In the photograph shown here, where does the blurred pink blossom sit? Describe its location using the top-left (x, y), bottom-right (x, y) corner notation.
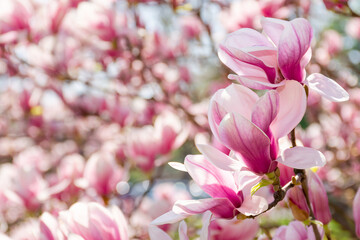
top-left (59, 202), bottom-right (128, 239)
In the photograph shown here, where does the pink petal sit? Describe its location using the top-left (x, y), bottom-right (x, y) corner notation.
top-left (238, 195), bottom-right (268, 216)
top-left (276, 147), bottom-right (326, 169)
top-left (148, 225), bottom-right (172, 240)
top-left (200, 211), bottom-right (212, 240)
top-left (179, 221), bottom-right (189, 240)
top-left (251, 90), bottom-right (279, 134)
top-left (218, 28), bottom-right (278, 82)
top-left (228, 74), bottom-right (285, 90)
top-left (285, 221), bottom-right (308, 240)
top-left (173, 198), bottom-right (236, 219)
top-left (209, 84), bottom-right (258, 139)
top-left (221, 28), bottom-right (275, 49)
top-left (270, 80), bottom-right (307, 140)
top-left (261, 17), bottom-right (287, 47)
top-left (168, 162), bottom-right (187, 172)
top-left (234, 170), bottom-right (262, 194)
top-left (277, 18), bottom-right (313, 82)
top-left (305, 73), bottom-right (349, 102)
top-left (218, 113), bottom-right (272, 174)
top-left (151, 210), bottom-right (187, 226)
top-left (307, 171), bottom-right (331, 225)
top-left (262, 18), bottom-right (313, 82)
top-left (354, 187), bottom-right (360, 238)
top-left (184, 155), bottom-right (241, 207)
top-left (196, 144), bottom-right (245, 171)
top-left (219, 45), bottom-right (277, 83)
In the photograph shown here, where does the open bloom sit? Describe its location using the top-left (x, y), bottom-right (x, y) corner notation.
top-left (219, 17), bottom-right (349, 102)
top-left (151, 154), bottom-right (267, 232)
top-left (273, 221), bottom-right (324, 240)
top-left (59, 202), bottom-right (128, 240)
top-left (208, 82), bottom-right (326, 174)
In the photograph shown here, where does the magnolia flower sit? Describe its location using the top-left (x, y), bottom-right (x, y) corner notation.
top-left (83, 151), bottom-right (123, 196)
top-left (307, 170), bottom-right (332, 225)
top-left (0, 0), bottom-right (32, 43)
top-left (208, 82), bottom-right (326, 174)
top-left (59, 202), bottom-right (128, 240)
top-left (273, 221), bottom-right (324, 240)
top-left (127, 111), bottom-right (187, 171)
top-left (151, 155), bottom-right (267, 232)
top-left (209, 218), bottom-right (259, 240)
top-left (354, 187), bottom-right (360, 238)
top-left (346, 18), bottom-right (360, 40)
top-left (149, 211), bottom-right (212, 240)
top-left (219, 17), bottom-right (349, 102)
top-left (39, 212), bottom-right (65, 240)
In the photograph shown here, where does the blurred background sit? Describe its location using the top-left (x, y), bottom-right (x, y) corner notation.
top-left (0, 0), bottom-right (360, 239)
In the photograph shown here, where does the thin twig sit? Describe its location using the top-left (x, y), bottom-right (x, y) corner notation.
top-left (291, 128), bottom-right (321, 240)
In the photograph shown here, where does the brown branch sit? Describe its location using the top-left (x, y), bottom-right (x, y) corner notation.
top-left (291, 128), bottom-right (321, 240)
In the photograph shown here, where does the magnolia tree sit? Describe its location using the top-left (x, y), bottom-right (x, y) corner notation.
top-left (0, 0), bottom-right (360, 239)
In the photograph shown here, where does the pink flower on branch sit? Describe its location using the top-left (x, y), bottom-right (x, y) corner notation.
top-left (151, 155), bottom-right (267, 231)
top-left (208, 81), bottom-right (326, 174)
top-left (219, 17), bottom-right (349, 102)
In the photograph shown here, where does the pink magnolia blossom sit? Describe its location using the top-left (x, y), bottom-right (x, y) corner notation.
top-left (220, 0), bottom-right (261, 32)
top-left (307, 170), bottom-right (332, 225)
top-left (130, 183), bottom-right (190, 237)
top-left (39, 212), bottom-right (65, 240)
top-left (127, 111), bottom-right (187, 171)
top-left (208, 82), bottom-right (325, 174)
top-left (83, 151), bottom-right (123, 197)
top-left (180, 15), bottom-right (203, 40)
top-left (273, 221), bottom-right (324, 240)
top-left (287, 186), bottom-right (310, 221)
top-left (219, 17), bottom-right (349, 102)
top-left (209, 218), bottom-right (259, 240)
top-left (323, 0), bottom-right (350, 13)
top-left (0, 0), bottom-right (32, 43)
top-left (354, 187), bottom-right (360, 238)
top-left (346, 18), bottom-right (360, 40)
top-left (58, 202), bottom-right (128, 240)
top-left (287, 170), bottom-right (331, 224)
top-left (149, 211), bottom-right (212, 240)
top-left (152, 155), bottom-right (267, 232)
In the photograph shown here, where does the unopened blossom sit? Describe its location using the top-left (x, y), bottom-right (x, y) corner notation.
top-left (208, 82), bottom-right (325, 174)
top-left (307, 170), bottom-right (332, 225)
top-left (59, 202), bottom-right (128, 240)
top-left (287, 186), bottom-right (310, 221)
top-left (219, 17), bottom-right (349, 102)
top-left (286, 170), bottom-right (331, 224)
top-left (354, 187), bottom-right (360, 238)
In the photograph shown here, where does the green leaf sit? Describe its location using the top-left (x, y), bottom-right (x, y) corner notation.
top-left (251, 179), bottom-right (273, 196)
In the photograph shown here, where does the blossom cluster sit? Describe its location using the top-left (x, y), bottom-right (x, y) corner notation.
top-left (0, 0), bottom-right (360, 239)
